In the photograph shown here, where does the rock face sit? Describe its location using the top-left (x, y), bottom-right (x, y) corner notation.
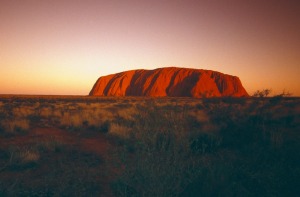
top-left (89, 67), bottom-right (248, 97)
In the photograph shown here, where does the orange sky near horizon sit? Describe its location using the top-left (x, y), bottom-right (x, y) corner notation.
top-left (0, 0), bottom-right (299, 96)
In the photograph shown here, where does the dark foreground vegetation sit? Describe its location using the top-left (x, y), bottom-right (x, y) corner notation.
top-left (0, 94), bottom-right (299, 196)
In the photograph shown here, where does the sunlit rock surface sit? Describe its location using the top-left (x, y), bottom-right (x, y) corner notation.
top-left (89, 67), bottom-right (248, 97)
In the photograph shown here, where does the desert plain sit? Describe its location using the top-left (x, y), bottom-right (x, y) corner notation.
top-left (0, 95), bottom-right (299, 196)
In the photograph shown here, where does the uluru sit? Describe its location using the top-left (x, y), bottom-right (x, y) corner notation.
top-left (89, 67), bottom-right (248, 97)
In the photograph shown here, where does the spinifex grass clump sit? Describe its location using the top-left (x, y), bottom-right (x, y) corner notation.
top-left (0, 106), bottom-right (30, 136)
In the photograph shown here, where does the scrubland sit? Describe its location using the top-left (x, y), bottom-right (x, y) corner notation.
top-left (0, 95), bottom-right (299, 196)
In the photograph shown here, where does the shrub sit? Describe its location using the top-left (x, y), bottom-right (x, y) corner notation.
top-left (253, 89), bottom-right (272, 97)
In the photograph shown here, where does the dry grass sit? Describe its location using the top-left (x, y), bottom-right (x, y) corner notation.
top-left (116, 106), bottom-right (138, 121)
top-left (0, 95), bottom-right (299, 196)
top-left (38, 138), bottom-right (62, 149)
top-left (40, 107), bottom-right (53, 118)
top-left (12, 107), bottom-right (31, 118)
top-left (1, 119), bottom-right (30, 134)
top-left (60, 112), bottom-right (83, 128)
top-left (18, 149), bottom-right (40, 164)
top-left (109, 123), bottom-right (131, 137)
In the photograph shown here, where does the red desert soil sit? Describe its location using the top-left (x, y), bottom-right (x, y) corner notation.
top-left (89, 67), bottom-right (249, 97)
top-left (0, 127), bottom-right (116, 196)
top-left (0, 127), bottom-right (112, 156)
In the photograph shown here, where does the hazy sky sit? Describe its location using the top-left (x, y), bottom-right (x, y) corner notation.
top-left (0, 0), bottom-right (299, 96)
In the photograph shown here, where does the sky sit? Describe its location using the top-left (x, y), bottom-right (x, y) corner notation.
top-left (0, 0), bottom-right (299, 96)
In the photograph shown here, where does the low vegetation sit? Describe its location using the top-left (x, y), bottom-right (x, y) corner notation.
top-left (0, 94), bottom-right (299, 196)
